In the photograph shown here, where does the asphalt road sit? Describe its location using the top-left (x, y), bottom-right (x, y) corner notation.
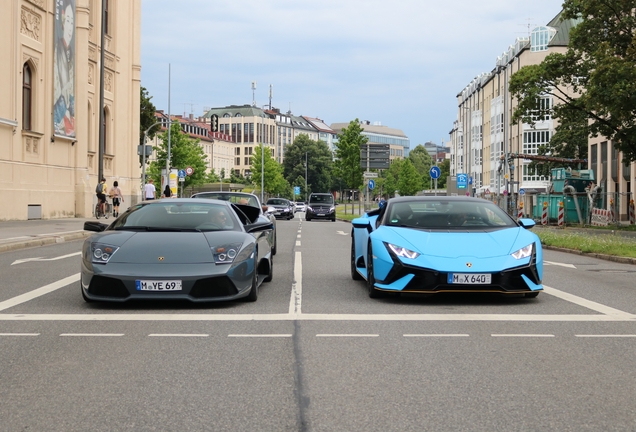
top-left (1, 212), bottom-right (636, 431)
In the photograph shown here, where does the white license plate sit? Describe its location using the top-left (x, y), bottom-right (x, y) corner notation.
top-left (448, 273), bottom-right (491, 284)
top-left (317, 213), bottom-right (325, 216)
top-left (135, 280), bottom-right (182, 291)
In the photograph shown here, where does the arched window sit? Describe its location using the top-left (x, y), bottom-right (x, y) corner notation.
top-left (531, 26), bottom-right (557, 52)
top-left (22, 64), bottom-right (32, 131)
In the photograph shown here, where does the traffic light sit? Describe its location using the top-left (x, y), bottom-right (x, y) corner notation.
top-left (211, 114), bottom-right (219, 132)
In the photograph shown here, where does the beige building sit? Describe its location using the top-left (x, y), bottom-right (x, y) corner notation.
top-left (1, 0), bottom-right (141, 220)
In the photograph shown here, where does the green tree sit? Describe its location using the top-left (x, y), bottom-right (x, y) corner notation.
top-left (408, 144), bottom-right (433, 176)
top-left (397, 159), bottom-right (422, 196)
top-left (509, 1), bottom-right (636, 162)
top-left (251, 144), bottom-right (290, 197)
top-left (282, 134), bottom-right (333, 197)
top-left (437, 159), bottom-right (450, 189)
top-left (333, 120), bottom-right (367, 192)
top-left (148, 122), bottom-right (208, 189)
top-left (139, 86), bottom-right (160, 167)
top-left (383, 159), bottom-right (403, 198)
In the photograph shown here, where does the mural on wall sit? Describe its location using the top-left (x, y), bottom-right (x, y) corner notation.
top-left (53, 0), bottom-right (76, 138)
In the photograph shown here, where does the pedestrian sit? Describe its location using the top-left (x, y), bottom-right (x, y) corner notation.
top-left (109, 181), bottom-right (124, 217)
top-left (144, 178), bottom-right (156, 200)
top-left (95, 177), bottom-right (107, 216)
top-left (161, 185), bottom-right (172, 198)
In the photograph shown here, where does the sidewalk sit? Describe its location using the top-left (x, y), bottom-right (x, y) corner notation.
top-left (0, 217), bottom-right (95, 253)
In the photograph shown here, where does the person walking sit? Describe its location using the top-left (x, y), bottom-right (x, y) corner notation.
top-left (95, 177), bottom-right (107, 217)
top-left (144, 178), bottom-right (156, 200)
top-left (161, 185), bottom-right (172, 198)
top-left (109, 181), bottom-right (124, 217)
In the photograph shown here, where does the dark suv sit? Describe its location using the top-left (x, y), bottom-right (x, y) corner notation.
top-left (306, 193), bottom-right (336, 222)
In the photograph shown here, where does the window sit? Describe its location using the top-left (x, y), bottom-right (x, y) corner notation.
top-left (235, 157), bottom-right (240, 165)
top-left (244, 157), bottom-right (250, 165)
top-left (529, 97), bottom-right (553, 122)
top-left (22, 64), bottom-right (32, 131)
top-left (104, 0), bottom-right (109, 35)
top-left (523, 130), bottom-right (551, 155)
top-left (531, 26), bottom-right (556, 52)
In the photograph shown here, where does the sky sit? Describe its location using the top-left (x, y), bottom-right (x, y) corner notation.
top-left (140, 0), bottom-right (565, 149)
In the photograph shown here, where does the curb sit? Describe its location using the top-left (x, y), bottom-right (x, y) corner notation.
top-left (542, 245), bottom-right (636, 265)
top-left (0, 231), bottom-right (91, 254)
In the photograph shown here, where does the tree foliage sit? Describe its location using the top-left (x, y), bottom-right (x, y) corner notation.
top-left (147, 122), bottom-right (208, 189)
top-left (251, 144), bottom-right (290, 198)
top-left (282, 134), bottom-right (333, 196)
top-left (333, 120), bottom-right (367, 191)
top-left (509, 1), bottom-right (636, 162)
top-left (397, 159), bottom-right (422, 196)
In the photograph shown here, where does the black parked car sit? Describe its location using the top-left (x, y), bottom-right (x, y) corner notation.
top-left (306, 193), bottom-right (336, 222)
top-left (266, 198), bottom-right (294, 220)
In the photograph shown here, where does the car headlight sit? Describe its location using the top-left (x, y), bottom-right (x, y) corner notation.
top-left (212, 243), bottom-right (242, 264)
top-left (329, 206), bottom-right (335, 212)
top-left (307, 206), bottom-right (313, 211)
top-left (511, 244), bottom-right (533, 260)
top-left (91, 243), bottom-right (119, 264)
top-left (386, 243), bottom-right (420, 259)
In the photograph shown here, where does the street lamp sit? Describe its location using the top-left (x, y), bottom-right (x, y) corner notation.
top-left (142, 121), bottom-right (162, 195)
top-left (305, 151), bottom-right (308, 203)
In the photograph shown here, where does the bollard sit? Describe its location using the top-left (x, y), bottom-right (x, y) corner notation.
top-left (541, 201), bottom-right (548, 225)
top-left (630, 200), bottom-right (635, 225)
top-left (517, 201), bottom-right (524, 221)
top-left (558, 201), bottom-right (564, 227)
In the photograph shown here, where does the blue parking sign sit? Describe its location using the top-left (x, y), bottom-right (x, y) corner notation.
top-left (294, 186), bottom-right (300, 195)
top-left (457, 173), bottom-right (467, 189)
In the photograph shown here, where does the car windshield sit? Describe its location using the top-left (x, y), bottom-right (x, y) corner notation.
top-left (267, 199), bottom-right (288, 206)
top-left (384, 199), bottom-right (516, 230)
top-left (192, 192), bottom-right (260, 209)
top-left (310, 194), bottom-right (333, 204)
top-left (109, 202), bottom-right (240, 232)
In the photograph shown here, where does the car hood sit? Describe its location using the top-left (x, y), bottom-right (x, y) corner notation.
top-left (387, 227), bottom-right (532, 259)
top-left (87, 231), bottom-right (247, 264)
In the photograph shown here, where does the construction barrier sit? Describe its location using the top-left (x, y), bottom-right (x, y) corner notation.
top-left (517, 202), bottom-right (524, 220)
top-left (630, 200), bottom-right (635, 225)
top-left (558, 201), bottom-right (564, 226)
top-left (541, 202), bottom-right (548, 225)
top-left (590, 208), bottom-right (611, 226)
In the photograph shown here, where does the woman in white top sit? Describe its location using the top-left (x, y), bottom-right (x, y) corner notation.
top-left (108, 181), bottom-right (124, 217)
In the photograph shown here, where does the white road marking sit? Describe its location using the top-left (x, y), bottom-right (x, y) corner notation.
top-left (148, 334), bottom-right (209, 337)
top-left (336, 231), bottom-right (347, 236)
top-left (60, 333), bottom-right (124, 337)
top-left (289, 251), bottom-right (302, 315)
top-left (11, 252), bottom-right (82, 266)
top-left (0, 273), bottom-right (80, 312)
top-left (0, 333), bottom-right (39, 336)
top-left (297, 234), bottom-right (301, 238)
top-left (0, 313), bottom-right (635, 322)
top-left (575, 334), bottom-right (636, 338)
top-left (545, 261), bottom-right (577, 269)
top-left (491, 334), bottom-right (555, 337)
top-left (404, 334), bottom-right (469, 337)
top-left (296, 241), bottom-right (301, 246)
top-left (228, 334), bottom-right (292, 338)
top-left (317, 334), bottom-right (379, 337)
top-left (543, 285), bottom-right (635, 318)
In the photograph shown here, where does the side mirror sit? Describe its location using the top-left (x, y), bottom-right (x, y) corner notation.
top-left (518, 218), bottom-right (536, 229)
top-left (84, 221), bottom-right (108, 232)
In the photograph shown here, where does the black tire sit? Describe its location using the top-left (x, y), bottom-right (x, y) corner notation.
top-left (331, 218), bottom-right (336, 222)
top-left (244, 260), bottom-right (259, 302)
top-left (351, 238), bottom-right (363, 280)
top-left (306, 217), bottom-right (311, 221)
top-left (367, 243), bottom-right (382, 298)
top-left (264, 254), bottom-right (273, 282)
top-left (271, 232), bottom-right (277, 256)
top-left (525, 291), bottom-right (540, 298)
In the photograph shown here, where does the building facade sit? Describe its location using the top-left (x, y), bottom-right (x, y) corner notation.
top-left (330, 121), bottom-right (410, 163)
top-left (1, 0), bottom-right (142, 220)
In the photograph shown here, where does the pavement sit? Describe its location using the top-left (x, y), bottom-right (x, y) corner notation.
top-left (0, 217), bottom-right (96, 253)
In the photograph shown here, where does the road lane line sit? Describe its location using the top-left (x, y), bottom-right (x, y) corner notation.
top-left (228, 334), bottom-right (292, 338)
top-left (289, 251), bottom-right (302, 315)
top-left (296, 240), bottom-right (301, 246)
top-left (0, 273), bottom-right (80, 312)
top-left (543, 285), bottom-right (635, 318)
top-left (316, 334), bottom-right (379, 337)
top-left (1, 313), bottom-right (636, 322)
top-left (60, 333), bottom-right (124, 337)
top-left (492, 334), bottom-right (555, 337)
top-left (404, 334), bottom-right (469, 337)
top-left (575, 334), bottom-right (636, 338)
top-left (148, 334), bottom-right (209, 337)
top-left (0, 333), bottom-right (39, 336)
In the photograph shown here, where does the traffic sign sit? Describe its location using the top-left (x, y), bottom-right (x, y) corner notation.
top-left (430, 166), bottom-right (441, 179)
top-left (368, 179), bottom-right (375, 190)
top-left (363, 172), bottom-right (378, 178)
top-left (294, 186), bottom-right (300, 195)
top-left (519, 188), bottom-right (525, 195)
top-left (185, 166), bottom-right (194, 176)
top-left (178, 169), bottom-right (187, 178)
top-left (457, 173), bottom-right (467, 189)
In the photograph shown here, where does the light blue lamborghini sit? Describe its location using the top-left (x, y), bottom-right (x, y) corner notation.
top-left (350, 196), bottom-right (543, 298)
